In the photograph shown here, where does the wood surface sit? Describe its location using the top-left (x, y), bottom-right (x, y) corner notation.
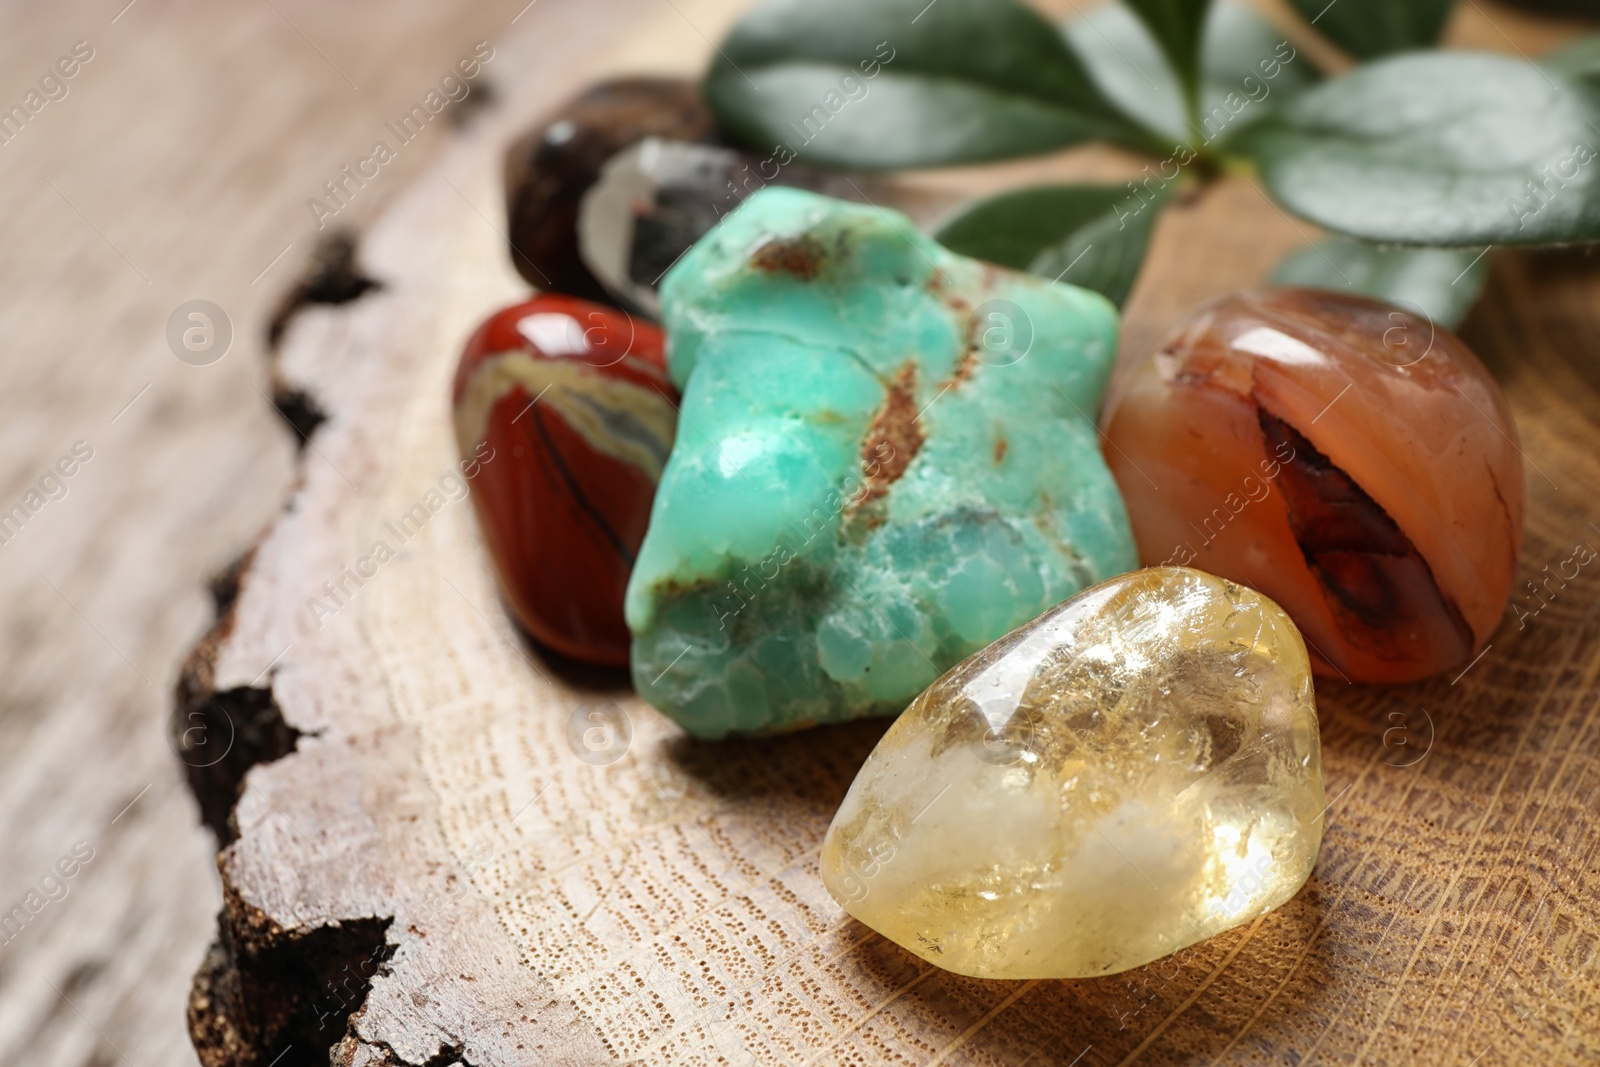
top-left (23, 0), bottom-right (1595, 1064)
top-left (0, 1), bottom-right (650, 1064)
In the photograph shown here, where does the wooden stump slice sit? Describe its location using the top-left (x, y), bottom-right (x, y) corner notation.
top-left (176, 3), bottom-right (1600, 1064)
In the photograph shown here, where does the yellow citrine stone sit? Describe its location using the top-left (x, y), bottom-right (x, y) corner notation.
top-left (820, 566), bottom-right (1324, 979)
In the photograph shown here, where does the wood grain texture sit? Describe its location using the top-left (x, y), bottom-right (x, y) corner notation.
top-left (0, 1), bottom-right (651, 1065)
top-left (179, 2), bottom-right (1600, 1065)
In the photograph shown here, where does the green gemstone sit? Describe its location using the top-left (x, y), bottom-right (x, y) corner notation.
top-left (625, 187), bottom-right (1136, 738)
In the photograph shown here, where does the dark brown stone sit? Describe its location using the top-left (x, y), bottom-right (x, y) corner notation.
top-left (502, 78), bottom-right (717, 299)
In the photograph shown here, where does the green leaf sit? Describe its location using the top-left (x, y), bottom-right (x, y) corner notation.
top-left (933, 184), bottom-right (1170, 307)
top-left (1064, 1), bottom-right (1318, 148)
top-left (1122, 0), bottom-right (1213, 117)
top-left (1270, 236), bottom-right (1489, 328)
top-left (1544, 33), bottom-right (1600, 83)
top-left (1287, 0), bottom-right (1454, 60)
top-left (1244, 52), bottom-right (1600, 246)
top-left (933, 186), bottom-right (1126, 269)
top-left (703, 0), bottom-right (1160, 170)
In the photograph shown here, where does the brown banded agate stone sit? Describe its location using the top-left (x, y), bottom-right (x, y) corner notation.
top-left (453, 295), bottom-right (677, 667)
top-left (1100, 288), bottom-right (1524, 683)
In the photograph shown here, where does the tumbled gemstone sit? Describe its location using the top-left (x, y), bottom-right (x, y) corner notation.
top-left (1100, 288), bottom-right (1524, 683)
top-left (821, 566), bottom-right (1324, 979)
top-left (503, 78), bottom-right (717, 300)
top-left (624, 187), bottom-right (1136, 738)
top-left (577, 138), bottom-right (899, 317)
top-left (453, 295), bottom-right (677, 667)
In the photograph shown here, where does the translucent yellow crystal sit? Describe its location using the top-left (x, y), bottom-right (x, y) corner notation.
top-left (820, 566), bottom-right (1324, 979)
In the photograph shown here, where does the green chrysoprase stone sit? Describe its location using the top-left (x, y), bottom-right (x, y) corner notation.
top-left (625, 187), bottom-right (1136, 738)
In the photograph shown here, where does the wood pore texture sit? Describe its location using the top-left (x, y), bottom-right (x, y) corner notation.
top-left (9, 0), bottom-right (1598, 1065)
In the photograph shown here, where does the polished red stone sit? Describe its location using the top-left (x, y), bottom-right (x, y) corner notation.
top-left (1100, 288), bottom-right (1524, 684)
top-left (453, 295), bottom-right (677, 667)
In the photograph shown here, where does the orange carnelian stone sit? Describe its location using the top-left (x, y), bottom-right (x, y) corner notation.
top-left (453, 295), bottom-right (678, 667)
top-left (1100, 288), bottom-right (1524, 683)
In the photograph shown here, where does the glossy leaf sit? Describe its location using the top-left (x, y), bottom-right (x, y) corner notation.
top-left (1544, 33), bottom-right (1600, 83)
top-left (933, 184), bottom-right (1170, 307)
top-left (1288, 0), bottom-right (1455, 59)
top-left (703, 0), bottom-right (1158, 170)
top-left (1122, 0), bottom-right (1213, 115)
top-left (1270, 236), bottom-right (1489, 328)
top-left (1244, 52), bottom-right (1600, 246)
top-left (1065, 1), bottom-right (1317, 147)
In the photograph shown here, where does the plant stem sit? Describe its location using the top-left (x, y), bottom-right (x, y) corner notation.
top-left (1181, 73), bottom-right (1204, 144)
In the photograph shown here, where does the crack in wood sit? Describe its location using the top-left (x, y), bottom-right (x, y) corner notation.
top-left (188, 897), bottom-right (395, 1067)
top-left (267, 232), bottom-right (382, 350)
top-left (172, 550), bottom-right (304, 845)
top-left (351, 1037), bottom-right (474, 1067)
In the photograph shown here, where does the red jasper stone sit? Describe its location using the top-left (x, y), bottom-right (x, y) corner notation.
top-left (1100, 288), bottom-right (1524, 684)
top-left (453, 295), bottom-right (677, 667)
